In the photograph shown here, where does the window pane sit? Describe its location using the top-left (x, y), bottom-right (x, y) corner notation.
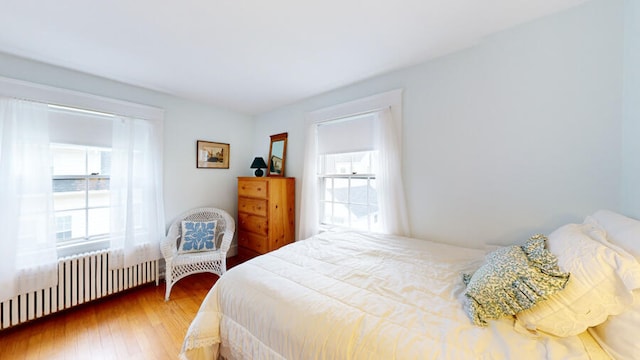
top-left (369, 179), bottom-right (378, 205)
top-left (88, 190), bottom-right (110, 207)
top-left (52, 145), bottom-right (86, 175)
top-left (331, 203), bottom-right (349, 225)
top-left (88, 208), bottom-right (110, 237)
top-left (52, 179), bottom-right (86, 210)
top-left (335, 154), bottom-right (353, 174)
top-left (349, 178), bottom-right (368, 204)
top-left (55, 215), bottom-right (72, 241)
top-left (333, 178), bottom-right (349, 204)
top-left (87, 148), bottom-right (111, 176)
top-left (320, 151), bottom-right (380, 175)
top-left (55, 209), bottom-right (86, 241)
top-left (322, 153), bottom-right (352, 175)
top-left (52, 178), bottom-right (85, 192)
top-left (349, 204), bottom-right (370, 231)
top-left (87, 177), bottom-right (109, 191)
top-left (351, 151), bottom-right (374, 174)
top-left (88, 178), bottom-right (110, 207)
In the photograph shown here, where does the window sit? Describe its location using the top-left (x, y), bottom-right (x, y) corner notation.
top-left (319, 151), bottom-right (380, 232)
top-left (315, 112), bottom-right (380, 232)
top-left (51, 143), bottom-right (111, 252)
top-left (1, 78), bottom-right (165, 299)
top-left (300, 89), bottom-right (408, 239)
top-left (46, 103), bottom-right (116, 257)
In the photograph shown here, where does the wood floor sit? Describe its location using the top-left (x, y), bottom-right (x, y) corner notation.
top-left (0, 268), bottom-right (230, 360)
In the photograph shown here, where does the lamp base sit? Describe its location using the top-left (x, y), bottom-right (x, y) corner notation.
top-left (254, 168), bottom-right (264, 177)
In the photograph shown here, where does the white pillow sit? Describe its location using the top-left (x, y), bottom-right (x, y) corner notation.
top-left (585, 210), bottom-right (640, 359)
top-left (588, 209), bottom-right (640, 260)
top-left (589, 290), bottom-right (640, 360)
top-left (515, 222), bottom-right (640, 337)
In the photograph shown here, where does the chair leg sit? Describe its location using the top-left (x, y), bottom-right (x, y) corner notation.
top-left (165, 266), bottom-right (173, 301)
top-left (165, 281), bottom-right (173, 302)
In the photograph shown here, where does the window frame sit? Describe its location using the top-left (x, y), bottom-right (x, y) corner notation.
top-left (317, 150), bottom-right (379, 232)
top-left (319, 173), bottom-right (378, 231)
top-left (51, 143), bottom-right (112, 257)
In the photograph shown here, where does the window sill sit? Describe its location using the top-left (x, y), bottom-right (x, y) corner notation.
top-left (57, 239), bottom-right (110, 259)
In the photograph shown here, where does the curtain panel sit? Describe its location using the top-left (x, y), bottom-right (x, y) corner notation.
top-left (0, 98), bottom-right (58, 302)
top-left (374, 108), bottom-right (410, 236)
top-left (299, 123), bottom-right (320, 240)
top-left (109, 116), bottom-right (165, 269)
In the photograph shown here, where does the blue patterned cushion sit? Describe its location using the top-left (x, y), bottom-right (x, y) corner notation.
top-left (179, 220), bottom-right (217, 253)
top-left (463, 234), bottom-right (570, 326)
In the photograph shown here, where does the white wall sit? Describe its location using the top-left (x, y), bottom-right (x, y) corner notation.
top-left (254, 0), bottom-right (627, 247)
top-left (621, 0), bottom-right (640, 218)
top-left (0, 52), bottom-right (255, 231)
top-left (1, 0), bottom-right (633, 250)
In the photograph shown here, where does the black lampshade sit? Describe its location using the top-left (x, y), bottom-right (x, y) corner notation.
top-left (250, 157), bottom-right (267, 177)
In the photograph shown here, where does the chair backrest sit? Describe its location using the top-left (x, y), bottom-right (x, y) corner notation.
top-left (165, 207), bottom-right (235, 255)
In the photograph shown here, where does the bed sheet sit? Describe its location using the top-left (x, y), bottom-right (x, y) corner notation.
top-left (180, 231), bottom-right (608, 360)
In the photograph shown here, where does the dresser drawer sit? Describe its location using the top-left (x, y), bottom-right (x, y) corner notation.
top-left (238, 230), bottom-right (268, 254)
top-left (238, 179), bottom-right (268, 199)
top-left (238, 213), bottom-right (268, 235)
top-left (238, 197), bottom-right (267, 217)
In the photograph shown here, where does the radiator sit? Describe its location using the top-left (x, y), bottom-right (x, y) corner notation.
top-left (0, 249), bottom-right (158, 330)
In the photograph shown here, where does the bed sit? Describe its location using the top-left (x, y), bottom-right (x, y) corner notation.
top-left (180, 210), bottom-right (640, 360)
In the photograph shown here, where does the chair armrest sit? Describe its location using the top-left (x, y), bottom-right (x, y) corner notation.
top-left (218, 229), bottom-right (234, 253)
top-left (160, 233), bottom-right (179, 260)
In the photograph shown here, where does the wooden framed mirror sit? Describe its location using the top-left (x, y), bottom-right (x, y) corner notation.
top-left (267, 132), bottom-right (288, 177)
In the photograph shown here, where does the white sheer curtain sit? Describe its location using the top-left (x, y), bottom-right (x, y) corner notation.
top-left (374, 108), bottom-right (410, 236)
top-left (0, 98), bottom-right (58, 302)
top-left (299, 107), bottom-right (410, 239)
top-left (298, 123), bottom-right (319, 240)
top-left (109, 116), bottom-right (165, 269)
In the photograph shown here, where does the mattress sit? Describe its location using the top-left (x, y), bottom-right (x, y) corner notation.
top-left (180, 231), bottom-right (609, 359)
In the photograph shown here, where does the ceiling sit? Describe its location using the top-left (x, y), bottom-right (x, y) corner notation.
top-left (0, 0), bottom-right (590, 115)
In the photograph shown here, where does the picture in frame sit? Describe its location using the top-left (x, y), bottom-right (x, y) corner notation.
top-left (197, 140), bottom-right (230, 169)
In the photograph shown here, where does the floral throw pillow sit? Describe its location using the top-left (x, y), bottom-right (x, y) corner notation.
top-left (179, 220), bottom-right (217, 253)
top-left (463, 234), bottom-right (570, 326)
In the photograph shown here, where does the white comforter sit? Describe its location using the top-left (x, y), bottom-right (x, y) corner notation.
top-left (180, 231), bottom-right (605, 360)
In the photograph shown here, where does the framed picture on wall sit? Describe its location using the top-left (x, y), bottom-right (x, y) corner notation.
top-left (197, 140), bottom-right (230, 169)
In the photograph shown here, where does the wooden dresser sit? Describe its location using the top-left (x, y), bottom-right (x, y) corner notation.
top-left (237, 177), bottom-right (295, 259)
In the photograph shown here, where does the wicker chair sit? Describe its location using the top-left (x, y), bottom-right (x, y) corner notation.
top-left (160, 207), bottom-right (235, 301)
